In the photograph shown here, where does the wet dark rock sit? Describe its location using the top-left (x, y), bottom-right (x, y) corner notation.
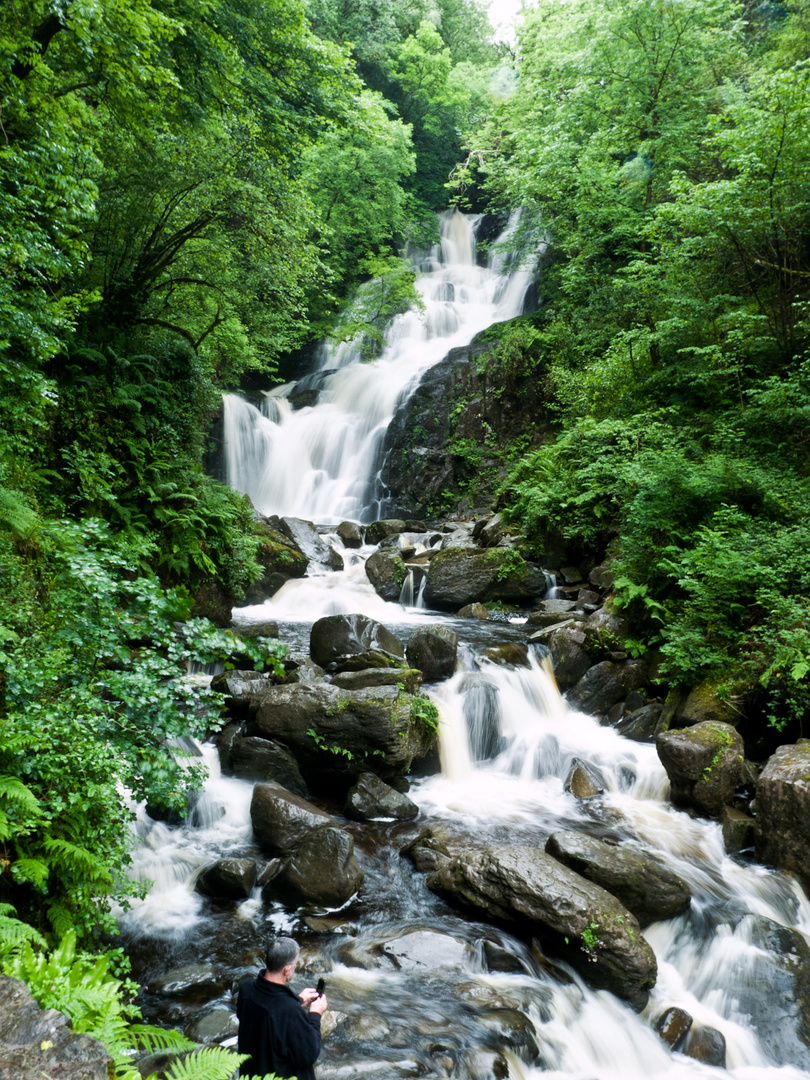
top-left (149, 964), bottom-right (227, 1001)
top-left (184, 1008), bottom-right (239, 1044)
top-left (545, 831), bottom-right (691, 927)
top-left (427, 846), bottom-right (657, 1009)
top-left (310, 613), bottom-right (405, 671)
top-left (615, 703), bottom-right (666, 743)
top-left (481, 940), bottom-right (528, 975)
top-left (365, 550), bottom-right (408, 602)
top-left (366, 519), bottom-right (408, 544)
top-left (276, 516), bottom-right (343, 571)
top-left (684, 1026), bottom-right (726, 1067)
top-left (656, 722), bottom-right (744, 817)
top-left (336, 520), bottom-right (364, 548)
top-left (229, 736), bottom-right (306, 796)
top-left (280, 655), bottom-right (327, 686)
top-left (331, 667), bottom-right (422, 693)
top-left (215, 720), bottom-right (243, 770)
top-left (344, 773), bottom-right (419, 821)
top-left (246, 683), bottom-right (432, 783)
top-left (478, 1009), bottom-right (539, 1062)
top-left (0, 974), bottom-right (112, 1080)
top-left (584, 602), bottom-right (629, 641)
top-left (479, 643), bottom-right (530, 668)
top-left (721, 806), bottom-right (755, 853)
top-left (400, 827), bottom-right (452, 873)
top-left (406, 625), bottom-right (458, 681)
top-left (576, 589), bottom-right (601, 608)
top-left (382, 929), bottom-right (470, 970)
top-left (545, 626), bottom-right (594, 691)
top-left (479, 513), bottom-right (506, 547)
top-left (731, 914), bottom-right (810, 1067)
top-left (559, 566), bottom-right (583, 584)
top-left (655, 1006), bottom-right (692, 1050)
top-left (526, 600), bottom-right (577, 624)
top-left (671, 680), bottom-right (740, 727)
top-left (244, 523), bottom-right (309, 602)
top-left (564, 759), bottom-right (604, 799)
top-left (250, 782), bottom-right (333, 856)
top-left (458, 602), bottom-right (489, 619)
top-left (263, 826), bottom-right (363, 908)
top-left (423, 548), bottom-right (547, 610)
top-left (568, 659), bottom-right (652, 717)
top-left (755, 741), bottom-right (810, 889)
top-left (210, 669), bottom-right (273, 701)
top-left (588, 564), bottom-right (615, 590)
top-left (195, 858), bottom-right (257, 900)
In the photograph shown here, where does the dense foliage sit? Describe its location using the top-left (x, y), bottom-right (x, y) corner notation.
top-left (466, 0), bottom-right (810, 737)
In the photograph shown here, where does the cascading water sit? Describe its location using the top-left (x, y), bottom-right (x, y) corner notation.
top-left (117, 207), bottom-right (810, 1080)
top-left (120, 650), bottom-right (810, 1080)
top-left (221, 209), bottom-right (537, 523)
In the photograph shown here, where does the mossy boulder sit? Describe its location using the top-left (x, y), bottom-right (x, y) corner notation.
top-left (365, 550), bottom-right (408, 602)
top-left (656, 721), bottom-right (744, 816)
top-left (423, 547), bottom-right (546, 610)
top-left (243, 522), bottom-right (308, 603)
top-left (755, 740), bottom-right (810, 890)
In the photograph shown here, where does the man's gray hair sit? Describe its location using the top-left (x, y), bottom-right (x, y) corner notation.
top-left (265, 936), bottom-right (300, 974)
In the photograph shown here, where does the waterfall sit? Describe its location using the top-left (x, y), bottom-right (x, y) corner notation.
top-left (221, 209), bottom-right (538, 523)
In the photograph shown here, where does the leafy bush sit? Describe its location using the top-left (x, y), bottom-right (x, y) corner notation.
top-left (0, 518), bottom-right (285, 938)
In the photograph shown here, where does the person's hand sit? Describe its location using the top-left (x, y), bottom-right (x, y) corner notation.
top-left (299, 988), bottom-right (319, 1005)
top-left (309, 992), bottom-right (327, 1015)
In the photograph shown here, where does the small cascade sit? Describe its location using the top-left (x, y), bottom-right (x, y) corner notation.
top-left (221, 209), bottom-right (539, 523)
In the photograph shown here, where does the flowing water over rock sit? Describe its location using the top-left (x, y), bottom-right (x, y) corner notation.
top-left (118, 212), bottom-right (810, 1080)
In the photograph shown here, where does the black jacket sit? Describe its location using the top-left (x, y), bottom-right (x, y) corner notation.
top-left (236, 972), bottom-right (322, 1080)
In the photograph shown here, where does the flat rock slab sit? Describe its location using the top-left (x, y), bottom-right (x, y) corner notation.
top-left (545, 831), bottom-right (691, 927)
top-left (427, 846), bottom-right (656, 1009)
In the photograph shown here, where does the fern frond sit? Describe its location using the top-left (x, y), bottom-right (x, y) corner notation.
top-left (10, 857), bottom-right (50, 886)
top-left (47, 901), bottom-right (75, 938)
top-left (0, 914), bottom-right (48, 954)
top-left (0, 775), bottom-right (42, 816)
top-left (128, 1025), bottom-right (196, 1056)
top-left (159, 1047), bottom-right (249, 1080)
top-left (43, 837), bottom-right (113, 883)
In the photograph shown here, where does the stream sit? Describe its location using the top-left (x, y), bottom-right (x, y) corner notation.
top-left (118, 213), bottom-right (810, 1080)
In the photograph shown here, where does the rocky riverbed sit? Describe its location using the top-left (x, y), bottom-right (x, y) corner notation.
top-left (111, 513), bottom-right (810, 1080)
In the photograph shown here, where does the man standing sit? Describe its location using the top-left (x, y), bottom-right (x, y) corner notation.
top-left (236, 936), bottom-right (327, 1080)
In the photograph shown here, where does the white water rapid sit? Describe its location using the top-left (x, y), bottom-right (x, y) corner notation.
top-left (117, 209), bottom-right (810, 1080)
top-left (221, 209), bottom-right (537, 523)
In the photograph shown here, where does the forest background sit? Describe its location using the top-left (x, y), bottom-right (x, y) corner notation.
top-left (1, 0), bottom-right (809, 1075)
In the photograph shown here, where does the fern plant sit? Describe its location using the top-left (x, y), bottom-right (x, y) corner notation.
top-left (0, 926), bottom-right (249, 1080)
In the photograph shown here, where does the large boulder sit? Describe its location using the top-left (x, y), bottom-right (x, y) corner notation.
top-left (406, 625), bottom-right (458, 682)
top-left (427, 846), bottom-right (657, 1009)
top-left (567, 659), bottom-right (652, 716)
top-left (310, 614), bottom-right (405, 672)
top-left (0, 974), bottom-right (112, 1080)
top-left (243, 522), bottom-right (309, 603)
top-left (263, 827), bottom-right (363, 908)
top-left (545, 831), bottom-right (691, 927)
top-left (277, 516), bottom-right (343, 571)
top-left (755, 741), bottom-right (810, 888)
top-left (423, 548), bottom-right (547, 610)
top-left (229, 736), bottom-right (307, 796)
top-left (365, 551), bottom-right (408, 602)
top-left (344, 773), bottom-right (419, 821)
top-left (365, 519), bottom-right (407, 544)
top-left (670, 678), bottom-right (740, 727)
top-left (547, 627), bottom-right (594, 691)
top-left (656, 722), bottom-right (744, 817)
top-left (195, 858), bottom-right (257, 901)
top-left (250, 782), bottom-right (333, 855)
top-left (245, 682), bottom-right (434, 783)
top-left (336, 521), bottom-right (364, 548)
